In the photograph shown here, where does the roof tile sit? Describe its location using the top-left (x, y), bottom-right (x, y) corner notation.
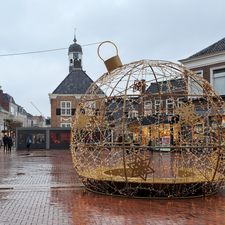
top-left (185, 37), bottom-right (225, 60)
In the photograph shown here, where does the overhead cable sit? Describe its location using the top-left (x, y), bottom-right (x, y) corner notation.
top-left (0, 41), bottom-right (103, 57)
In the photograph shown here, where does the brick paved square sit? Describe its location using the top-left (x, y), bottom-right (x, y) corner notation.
top-left (0, 149), bottom-right (225, 225)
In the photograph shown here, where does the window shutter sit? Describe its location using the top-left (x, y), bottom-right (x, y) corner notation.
top-left (56, 108), bottom-right (61, 115)
top-left (72, 108), bottom-right (76, 115)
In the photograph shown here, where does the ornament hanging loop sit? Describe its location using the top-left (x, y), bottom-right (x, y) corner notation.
top-left (97, 41), bottom-right (122, 73)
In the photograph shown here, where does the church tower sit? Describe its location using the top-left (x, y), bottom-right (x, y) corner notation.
top-left (68, 34), bottom-right (83, 72)
top-left (49, 34), bottom-right (99, 128)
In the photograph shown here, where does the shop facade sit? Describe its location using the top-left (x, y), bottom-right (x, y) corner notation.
top-left (16, 127), bottom-right (71, 150)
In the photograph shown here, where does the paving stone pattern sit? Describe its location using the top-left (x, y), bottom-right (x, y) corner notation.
top-left (0, 149), bottom-right (225, 224)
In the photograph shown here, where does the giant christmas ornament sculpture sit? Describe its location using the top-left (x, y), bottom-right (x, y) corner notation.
top-left (71, 41), bottom-right (225, 198)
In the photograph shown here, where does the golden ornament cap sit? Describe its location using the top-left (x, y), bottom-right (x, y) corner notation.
top-left (98, 41), bottom-right (122, 73)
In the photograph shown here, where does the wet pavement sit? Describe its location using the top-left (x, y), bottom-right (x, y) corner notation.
top-left (0, 149), bottom-right (225, 225)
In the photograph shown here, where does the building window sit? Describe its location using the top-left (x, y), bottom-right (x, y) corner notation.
top-left (95, 109), bottom-right (100, 116)
top-left (128, 110), bottom-right (138, 118)
top-left (189, 71), bottom-right (203, 98)
top-left (212, 68), bottom-right (225, 95)
top-left (10, 106), bottom-right (15, 115)
top-left (177, 97), bottom-right (184, 107)
top-left (84, 101), bottom-right (96, 115)
top-left (144, 101), bottom-right (152, 116)
top-left (166, 99), bottom-right (174, 115)
top-left (155, 99), bottom-right (162, 114)
top-left (60, 123), bottom-right (71, 128)
top-left (60, 101), bottom-right (71, 116)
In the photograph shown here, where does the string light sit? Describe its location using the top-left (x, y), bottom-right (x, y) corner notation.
top-left (71, 59), bottom-right (225, 198)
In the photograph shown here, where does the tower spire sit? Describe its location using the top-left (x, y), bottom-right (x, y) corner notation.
top-left (68, 30), bottom-right (83, 72)
top-left (73, 28), bottom-right (77, 43)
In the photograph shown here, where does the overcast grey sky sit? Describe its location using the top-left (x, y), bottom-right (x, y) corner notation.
top-left (0, 0), bottom-right (225, 117)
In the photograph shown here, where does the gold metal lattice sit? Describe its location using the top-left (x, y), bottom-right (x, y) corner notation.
top-left (71, 58), bottom-right (225, 198)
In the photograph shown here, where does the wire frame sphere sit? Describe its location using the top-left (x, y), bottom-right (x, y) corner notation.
top-left (71, 60), bottom-right (225, 198)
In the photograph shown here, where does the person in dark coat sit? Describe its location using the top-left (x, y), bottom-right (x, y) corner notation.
top-left (3, 134), bottom-right (8, 152)
top-left (7, 136), bottom-right (13, 152)
top-left (26, 136), bottom-right (32, 151)
top-left (148, 139), bottom-right (153, 151)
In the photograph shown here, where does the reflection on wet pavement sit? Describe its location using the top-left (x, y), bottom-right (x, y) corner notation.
top-left (0, 149), bottom-right (225, 224)
top-left (49, 189), bottom-right (225, 225)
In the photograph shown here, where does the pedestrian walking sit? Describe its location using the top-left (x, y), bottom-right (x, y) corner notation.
top-left (3, 134), bottom-right (8, 152)
top-left (26, 136), bottom-right (32, 151)
top-left (7, 136), bottom-right (13, 152)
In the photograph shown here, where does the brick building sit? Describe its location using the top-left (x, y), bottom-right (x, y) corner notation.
top-left (49, 36), bottom-right (97, 127)
top-left (179, 37), bottom-right (225, 127)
